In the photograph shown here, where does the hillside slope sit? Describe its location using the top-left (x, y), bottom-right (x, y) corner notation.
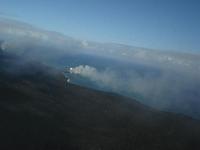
top-left (0, 53), bottom-right (200, 150)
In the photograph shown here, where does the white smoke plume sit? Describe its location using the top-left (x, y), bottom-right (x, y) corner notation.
top-left (69, 65), bottom-right (119, 89)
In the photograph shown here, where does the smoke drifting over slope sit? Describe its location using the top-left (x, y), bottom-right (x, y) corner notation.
top-left (69, 65), bottom-right (118, 88)
top-left (69, 64), bottom-right (200, 118)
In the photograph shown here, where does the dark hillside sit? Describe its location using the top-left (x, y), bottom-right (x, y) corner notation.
top-left (0, 53), bottom-right (200, 150)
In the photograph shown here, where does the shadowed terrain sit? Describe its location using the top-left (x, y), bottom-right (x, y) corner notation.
top-left (0, 53), bottom-right (200, 150)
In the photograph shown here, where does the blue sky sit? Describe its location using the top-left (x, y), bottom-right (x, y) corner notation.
top-left (0, 0), bottom-right (199, 52)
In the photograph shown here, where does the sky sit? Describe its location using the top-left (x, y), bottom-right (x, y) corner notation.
top-left (0, 0), bottom-right (199, 52)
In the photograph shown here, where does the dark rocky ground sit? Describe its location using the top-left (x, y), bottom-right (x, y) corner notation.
top-left (0, 53), bottom-right (200, 150)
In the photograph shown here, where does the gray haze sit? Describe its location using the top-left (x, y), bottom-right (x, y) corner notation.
top-left (1, 18), bottom-right (200, 118)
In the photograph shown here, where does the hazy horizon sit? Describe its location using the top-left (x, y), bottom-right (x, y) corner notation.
top-left (0, 0), bottom-right (200, 52)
